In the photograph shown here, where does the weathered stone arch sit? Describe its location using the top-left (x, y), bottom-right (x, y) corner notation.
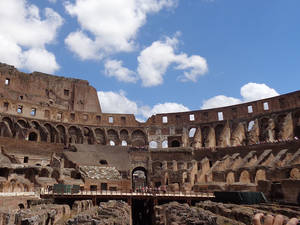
top-left (68, 126), bottom-right (81, 144)
top-left (120, 129), bottom-right (129, 143)
top-left (131, 129), bottom-right (147, 147)
top-left (107, 129), bottom-right (119, 146)
top-left (231, 122), bottom-right (246, 146)
top-left (44, 123), bottom-right (59, 143)
top-left (226, 172), bottom-right (235, 184)
top-left (132, 166), bottom-right (147, 190)
top-left (30, 120), bottom-right (47, 142)
top-left (57, 125), bottom-right (66, 144)
top-left (255, 169), bottom-right (266, 183)
top-left (2, 117), bottom-right (13, 130)
top-left (239, 170), bottom-right (251, 183)
top-left (290, 168), bottom-right (300, 179)
top-left (17, 119), bottom-right (29, 128)
top-left (83, 127), bottom-right (94, 145)
top-left (94, 128), bottom-right (106, 145)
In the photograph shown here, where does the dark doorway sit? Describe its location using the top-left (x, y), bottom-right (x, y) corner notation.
top-left (101, 183), bottom-right (107, 191)
top-left (28, 132), bottom-right (37, 141)
top-left (132, 199), bottom-right (153, 225)
top-left (23, 156), bottom-right (29, 163)
top-left (90, 185), bottom-right (97, 191)
top-left (171, 140), bottom-right (180, 147)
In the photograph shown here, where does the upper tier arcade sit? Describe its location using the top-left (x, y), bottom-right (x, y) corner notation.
top-left (0, 62), bottom-right (299, 149)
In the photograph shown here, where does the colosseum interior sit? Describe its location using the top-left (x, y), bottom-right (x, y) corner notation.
top-left (0, 62), bottom-right (299, 225)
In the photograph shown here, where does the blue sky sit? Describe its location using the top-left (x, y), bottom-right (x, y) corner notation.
top-left (0, 0), bottom-right (299, 121)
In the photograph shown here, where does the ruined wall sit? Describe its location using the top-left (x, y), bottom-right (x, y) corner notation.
top-left (0, 63), bottom-right (101, 113)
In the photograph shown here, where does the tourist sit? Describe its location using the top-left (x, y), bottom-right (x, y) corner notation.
top-left (253, 213), bottom-right (298, 225)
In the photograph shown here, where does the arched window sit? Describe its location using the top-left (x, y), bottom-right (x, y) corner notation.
top-left (162, 140), bottom-right (168, 148)
top-left (109, 140), bottom-right (115, 146)
top-left (189, 128), bottom-right (196, 137)
top-left (121, 140), bottom-right (127, 146)
top-left (149, 141), bottom-right (158, 149)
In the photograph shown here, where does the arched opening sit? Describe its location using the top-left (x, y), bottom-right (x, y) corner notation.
top-left (95, 128), bottom-right (106, 145)
top-left (99, 160), bottom-right (108, 165)
top-left (239, 170), bottom-right (251, 183)
top-left (83, 127), bottom-right (94, 145)
top-left (259, 118), bottom-right (269, 142)
top-left (201, 126), bottom-right (210, 147)
top-left (215, 124), bottom-right (225, 147)
top-left (121, 140), bottom-right (127, 146)
top-left (132, 167), bottom-right (147, 191)
top-left (107, 129), bottom-right (119, 146)
top-left (68, 126), bottom-right (79, 144)
top-left (28, 132), bottom-right (37, 141)
top-left (120, 129), bottom-right (129, 142)
top-left (171, 140), bottom-right (180, 147)
top-left (18, 203), bottom-right (25, 209)
top-left (248, 120), bottom-right (255, 131)
top-left (132, 130), bottom-right (147, 147)
top-left (149, 141), bottom-right (158, 149)
top-left (162, 140), bottom-right (168, 148)
top-left (226, 172), bottom-right (235, 184)
top-left (255, 169), bottom-right (266, 183)
top-left (57, 125), bottom-right (66, 144)
top-left (189, 128), bottom-right (196, 138)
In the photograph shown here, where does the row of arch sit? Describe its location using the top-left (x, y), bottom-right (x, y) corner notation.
top-left (187, 112), bottom-right (300, 148)
top-left (0, 116), bottom-right (147, 147)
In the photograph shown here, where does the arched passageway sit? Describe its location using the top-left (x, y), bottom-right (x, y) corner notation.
top-left (132, 167), bottom-right (147, 191)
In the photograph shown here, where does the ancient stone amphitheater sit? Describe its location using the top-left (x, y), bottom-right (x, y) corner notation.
top-left (0, 62), bottom-right (299, 225)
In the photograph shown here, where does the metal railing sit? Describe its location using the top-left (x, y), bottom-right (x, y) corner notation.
top-left (0, 191), bottom-right (36, 197)
top-left (40, 188), bottom-right (214, 198)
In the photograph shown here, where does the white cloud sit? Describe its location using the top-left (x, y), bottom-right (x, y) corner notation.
top-left (201, 83), bottom-right (279, 109)
top-left (104, 59), bottom-right (137, 83)
top-left (140, 102), bottom-right (189, 118)
top-left (98, 90), bottom-right (139, 114)
top-left (240, 82), bottom-right (279, 102)
top-left (98, 90), bottom-right (189, 121)
top-left (21, 48), bottom-right (60, 73)
top-left (65, 0), bottom-right (177, 60)
top-left (201, 95), bottom-right (242, 110)
top-left (0, 0), bottom-right (63, 73)
top-left (137, 36), bottom-right (208, 87)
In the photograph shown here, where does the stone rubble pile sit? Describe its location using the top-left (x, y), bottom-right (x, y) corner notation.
top-left (66, 200), bottom-right (130, 225)
top-left (80, 166), bottom-right (121, 180)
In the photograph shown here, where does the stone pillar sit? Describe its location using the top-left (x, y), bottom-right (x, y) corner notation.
top-left (193, 128), bottom-right (202, 148)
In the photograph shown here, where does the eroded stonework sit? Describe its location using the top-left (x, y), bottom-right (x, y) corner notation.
top-left (0, 63), bottom-right (299, 224)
